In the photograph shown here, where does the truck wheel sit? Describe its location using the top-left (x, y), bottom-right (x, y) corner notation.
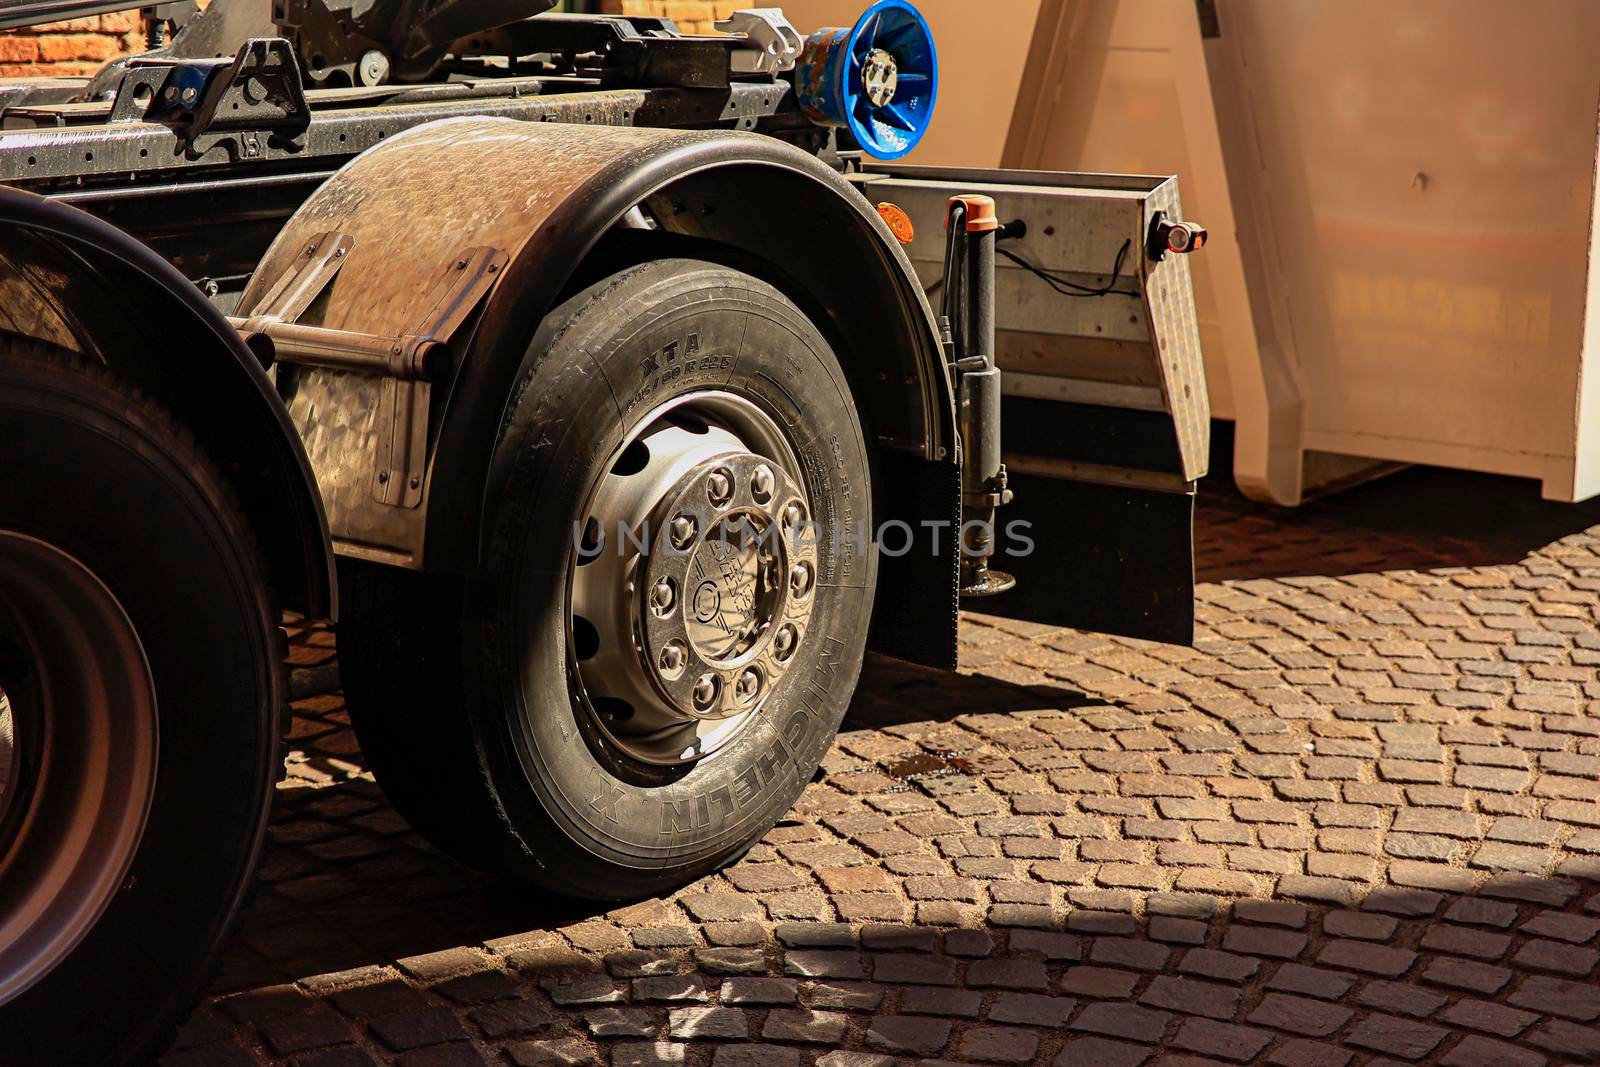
top-left (0, 339), bottom-right (283, 1065)
top-left (342, 258), bottom-right (876, 898)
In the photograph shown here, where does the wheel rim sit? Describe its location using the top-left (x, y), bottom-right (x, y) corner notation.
top-left (568, 391), bottom-right (819, 767)
top-left (0, 691), bottom-right (13, 844)
top-left (0, 532), bottom-right (158, 1006)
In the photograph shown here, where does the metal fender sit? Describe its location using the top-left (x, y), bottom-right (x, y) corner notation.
top-left (0, 186), bottom-right (334, 620)
top-left (238, 116), bottom-right (960, 660)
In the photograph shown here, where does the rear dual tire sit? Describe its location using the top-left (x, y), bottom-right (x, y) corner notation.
top-left (342, 259), bottom-right (877, 898)
top-left (0, 339), bottom-right (284, 1066)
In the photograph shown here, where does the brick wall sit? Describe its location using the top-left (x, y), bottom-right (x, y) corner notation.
top-left (0, 12), bottom-right (143, 78)
top-left (0, 2), bottom-right (737, 81)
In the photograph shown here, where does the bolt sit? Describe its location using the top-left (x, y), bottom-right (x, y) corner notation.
top-left (735, 668), bottom-right (761, 703)
top-left (650, 577), bottom-right (676, 616)
top-left (707, 469), bottom-right (734, 507)
top-left (789, 561), bottom-right (813, 598)
top-left (658, 641), bottom-right (686, 677)
top-left (751, 465), bottom-right (775, 503)
top-left (782, 501), bottom-right (805, 530)
top-left (692, 673), bottom-right (718, 710)
top-left (773, 624), bottom-right (798, 661)
top-left (377, 471), bottom-right (389, 484)
top-left (670, 514), bottom-right (697, 550)
top-left (359, 49), bottom-right (390, 87)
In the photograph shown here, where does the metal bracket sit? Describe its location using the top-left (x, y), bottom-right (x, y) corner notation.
top-left (715, 9), bottom-right (802, 75)
top-left (372, 247), bottom-right (509, 508)
top-left (248, 231), bottom-right (353, 323)
top-left (232, 237), bottom-right (506, 510)
top-left (231, 230), bottom-right (352, 365)
top-left (112, 37), bottom-right (309, 140)
top-left (192, 37), bottom-right (309, 138)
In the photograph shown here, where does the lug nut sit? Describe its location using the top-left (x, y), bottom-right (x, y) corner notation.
top-left (650, 577), bottom-right (676, 616)
top-left (658, 641), bottom-right (687, 678)
top-left (789, 561), bottom-right (814, 598)
top-left (692, 673), bottom-right (719, 711)
top-left (773, 624), bottom-right (798, 662)
top-left (735, 668), bottom-right (761, 703)
top-left (669, 514), bottom-right (697, 550)
top-left (782, 501), bottom-right (805, 530)
top-left (751, 465), bottom-right (775, 504)
top-left (707, 469), bottom-right (734, 507)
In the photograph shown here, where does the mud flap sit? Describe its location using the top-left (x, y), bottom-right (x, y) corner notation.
top-left (977, 398), bottom-right (1196, 645)
top-left (870, 448), bottom-right (962, 669)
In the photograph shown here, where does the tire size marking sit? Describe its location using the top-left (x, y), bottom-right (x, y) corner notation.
top-left (829, 433), bottom-right (859, 586)
top-left (624, 332), bottom-right (733, 418)
top-left (798, 436), bottom-right (853, 586)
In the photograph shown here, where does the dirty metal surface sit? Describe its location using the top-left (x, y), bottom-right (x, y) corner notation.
top-left (243, 117), bottom-right (726, 562)
top-left (0, 81), bottom-right (791, 187)
top-left (246, 117), bottom-right (912, 565)
top-left (236, 118), bottom-right (693, 337)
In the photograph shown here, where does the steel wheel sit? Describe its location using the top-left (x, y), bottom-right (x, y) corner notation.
top-left (0, 338), bottom-right (286, 1065)
top-left (0, 532), bottom-right (158, 1006)
top-left (338, 258), bottom-right (876, 898)
top-left (569, 391), bottom-right (819, 768)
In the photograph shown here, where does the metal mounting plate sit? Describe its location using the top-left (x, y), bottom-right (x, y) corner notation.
top-left (372, 246), bottom-right (508, 508)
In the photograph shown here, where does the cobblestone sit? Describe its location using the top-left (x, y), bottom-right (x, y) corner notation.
top-left (170, 470), bottom-right (1600, 1066)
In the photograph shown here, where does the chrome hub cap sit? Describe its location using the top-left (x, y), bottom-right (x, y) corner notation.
top-left (569, 393), bottom-right (816, 766)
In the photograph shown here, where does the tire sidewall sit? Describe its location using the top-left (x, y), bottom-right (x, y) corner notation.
top-left (0, 352), bottom-right (279, 1065)
top-left (475, 260), bottom-right (876, 892)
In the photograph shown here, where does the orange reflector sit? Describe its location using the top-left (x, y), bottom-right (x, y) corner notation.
top-left (876, 202), bottom-right (915, 244)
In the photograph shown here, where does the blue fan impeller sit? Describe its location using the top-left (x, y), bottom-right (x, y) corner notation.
top-left (794, 0), bottom-right (939, 160)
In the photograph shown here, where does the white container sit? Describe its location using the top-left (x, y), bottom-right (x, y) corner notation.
top-left (1000, 0), bottom-right (1600, 503)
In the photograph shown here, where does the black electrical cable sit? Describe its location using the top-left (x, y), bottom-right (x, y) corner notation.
top-left (923, 233), bottom-right (1138, 300)
top-left (997, 239), bottom-right (1139, 299)
top-left (938, 202), bottom-right (966, 323)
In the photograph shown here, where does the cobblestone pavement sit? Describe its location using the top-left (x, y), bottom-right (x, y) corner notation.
top-left (168, 467), bottom-right (1600, 1067)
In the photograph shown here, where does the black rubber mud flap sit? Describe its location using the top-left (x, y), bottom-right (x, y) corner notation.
top-left (972, 396), bottom-right (1198, 646)
top-left (869, 449), bottom-right (962, 670)
top-left (976, 471), bottom-right (1196, 645)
